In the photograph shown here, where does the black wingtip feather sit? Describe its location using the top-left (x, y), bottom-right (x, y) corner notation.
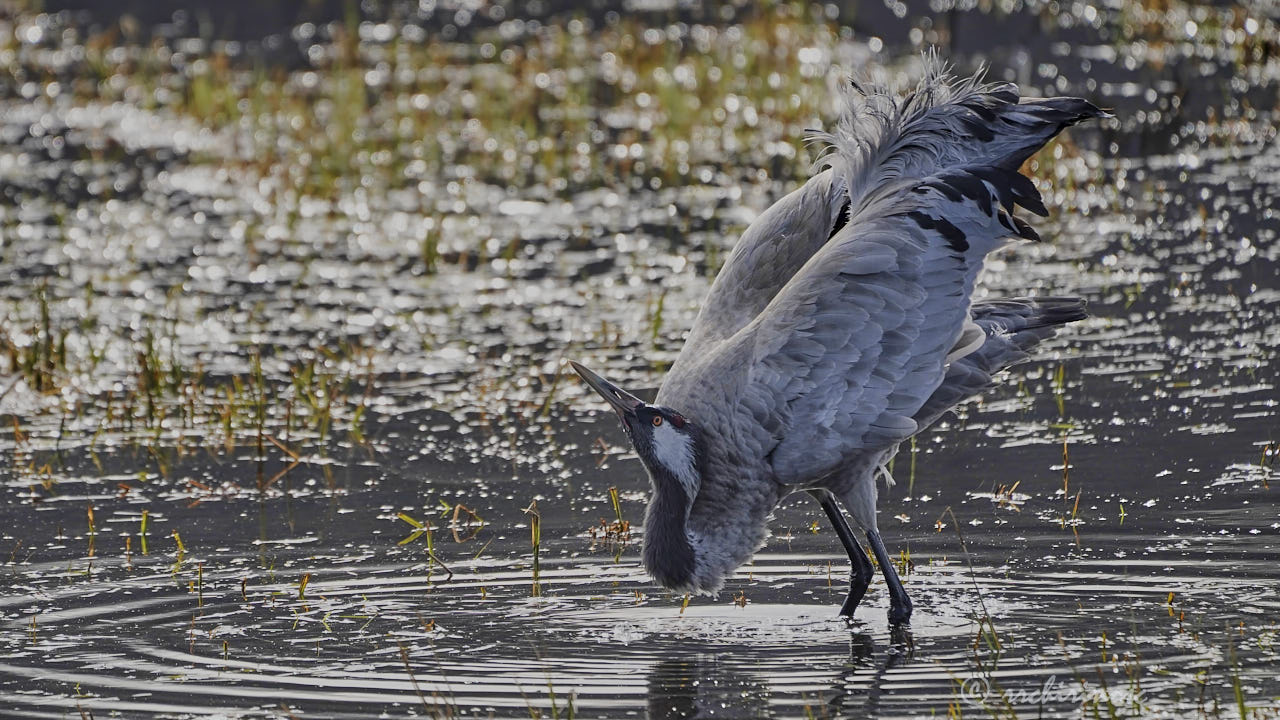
top-left (990, 88), bottom-right (1020, 104)
top-left (992, 97), bottom-right (1109, 170)
top-left (1006, 172), bottom-right (1048, 217)
top-left (960, 115), bottom-right (996, 142)
top-left (962, 100), bottom-right (1000, 123)
top-left (1011, 214), bottom-right (1040, 242)
top-left (920, 164), bottom-right (1049, 238)
top-left (906, 210), bottom-right (970, 252)
top-left (972, 296), bottom-right (1088, 330)
top-left (1029, 297), bottom-right (1089, 326)
top-left (968, 166), bottom-right (1016, 214)
top-left (1034, 97), bottom-right (1109, 122)
top-left (828, 199), bottom-right (852, 240)
top-left (944, 171), bottom-right (992, 215)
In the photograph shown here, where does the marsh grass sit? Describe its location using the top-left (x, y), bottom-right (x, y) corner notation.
top-left (522, 679), bottom-right (577, 720)
top-left (138, 509), bottom-right (150, 555)
top-left (525, 499), bottom-right (543, 596)
top-left (1, 283), bottom-right (62, 394)
top-left (0, 4), bottom-right (853, 212)
top-left (397, 511), bottom-right (453, 579)
top-left (438, 499), bottom-right (485, 543)
top-left (2, 298), bottom-right (379, 492)
top-left (587, 486), bottom-right (631, 560)
top-left (0, 0), bottom-right (1255, 476)
top-left (170, 529), bottom-right (186, 575)
top-left (84, 503), bottom-right (95, 557)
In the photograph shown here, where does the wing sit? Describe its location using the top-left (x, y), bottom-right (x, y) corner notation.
top-left (676, 169), bottom-right (844, 353)
top-left (667, 56), bottom-right (1105, 372)
top-left (657, 163), bottom-right (1055, 484)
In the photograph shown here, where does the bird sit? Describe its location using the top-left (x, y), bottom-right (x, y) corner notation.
top-left (571, 57), bottom-right (1106, 624)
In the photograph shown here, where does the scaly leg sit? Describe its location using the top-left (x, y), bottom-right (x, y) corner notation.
top-left (810, 490), bottom-right (875, 617)
top-left (866, 528), bottom-right (912, 624)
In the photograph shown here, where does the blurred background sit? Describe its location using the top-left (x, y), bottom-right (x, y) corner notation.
top-left (0, 0), bottom-right (1271, 452)
top-left (0, 1), bottom-right (1276, 717)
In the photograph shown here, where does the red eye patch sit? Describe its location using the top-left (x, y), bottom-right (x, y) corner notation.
top-left (671, 414), bottom-right (686, 428)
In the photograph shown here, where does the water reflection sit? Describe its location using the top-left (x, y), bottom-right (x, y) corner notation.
top-left (647, 656), bottom-right (771, 719)
top-left (645, 628), bottom-right (916, 719)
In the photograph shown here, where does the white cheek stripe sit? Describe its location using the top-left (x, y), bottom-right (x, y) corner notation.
top-left (652, 423), bottom-right (700, 504)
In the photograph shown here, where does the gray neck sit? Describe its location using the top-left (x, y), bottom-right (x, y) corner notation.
top-left (641, 463), bottom-right (697, 590)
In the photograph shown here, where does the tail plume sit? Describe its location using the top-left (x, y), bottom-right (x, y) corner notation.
top-left (808, 53), bottom-right (1108, 221)
top-left (912, 296), bottom-right (1088, 432)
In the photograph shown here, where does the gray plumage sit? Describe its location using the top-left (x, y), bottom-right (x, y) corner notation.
top-left (573, 57), bottom-right (1105, 623)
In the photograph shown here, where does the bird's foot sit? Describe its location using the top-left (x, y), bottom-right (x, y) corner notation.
top-left (837, 571), bottom-right (873, 617)
top-left (838, 591), bottom-right (865, 618)
top-left (887, 596), bottom-right (913, 625)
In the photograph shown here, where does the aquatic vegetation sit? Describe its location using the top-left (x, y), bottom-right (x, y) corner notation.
top-left (525, 498), bottom-right (543, 596)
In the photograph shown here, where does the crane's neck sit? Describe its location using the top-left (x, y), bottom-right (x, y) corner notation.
top-left (638, 426), bottom-right (704, 591)
top-left (641, 463), bottom-right (698, 590)
top-left (637, 426), bottom-right (778, 595)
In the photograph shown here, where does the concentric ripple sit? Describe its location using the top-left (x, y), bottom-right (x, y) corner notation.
top-left (4, 540), bottom-right (1277, 718)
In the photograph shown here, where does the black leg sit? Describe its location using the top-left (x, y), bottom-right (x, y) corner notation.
top-left (810, 490), bottom-right (875, 617)
top-left (866, 528), bottom-right (912, 624)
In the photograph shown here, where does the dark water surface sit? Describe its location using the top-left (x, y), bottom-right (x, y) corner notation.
top-left (0, 1), bottom-right (1277, 718)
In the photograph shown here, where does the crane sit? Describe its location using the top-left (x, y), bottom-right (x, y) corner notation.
top-left (572, 58), bottom-right (1104, 624)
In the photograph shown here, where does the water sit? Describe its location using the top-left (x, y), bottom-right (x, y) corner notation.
top-left (0, 1), bottom-right (1277, 717)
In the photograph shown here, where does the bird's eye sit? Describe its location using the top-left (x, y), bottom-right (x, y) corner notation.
top-left (671, 414), bottom-right (686, 429)
top-left (652, 415), bottom-right (663, 427)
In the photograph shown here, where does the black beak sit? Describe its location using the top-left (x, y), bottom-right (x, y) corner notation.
top-left (569, 361), bottom-right (643, 422)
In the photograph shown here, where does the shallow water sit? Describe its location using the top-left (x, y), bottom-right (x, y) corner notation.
top-left (1, 1), bottom-right (1278, 718)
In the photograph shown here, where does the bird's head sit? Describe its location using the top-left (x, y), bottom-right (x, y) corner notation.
top-left (570, 361), bottom-right (701, 500)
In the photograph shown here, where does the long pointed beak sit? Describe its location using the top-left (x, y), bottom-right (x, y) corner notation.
top-left (569, 361), bottom-right (643, 421)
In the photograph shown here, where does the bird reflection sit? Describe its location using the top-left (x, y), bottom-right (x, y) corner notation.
top-left (646, 654), bottom-right (771, 719)
top-left (818, 627), bottom-right (915, 718)
top-left (645, 627), bottom-right (915, 719)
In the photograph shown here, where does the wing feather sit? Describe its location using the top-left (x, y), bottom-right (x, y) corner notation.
top-left (659, 163), bottom-right (1048, 484)
top-left (666, 57), bottom-right (1106, 388)
top-left (911, 297), bottom-right (1089, 431)
top-left (654, 59), bottom-right (1105, 491)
